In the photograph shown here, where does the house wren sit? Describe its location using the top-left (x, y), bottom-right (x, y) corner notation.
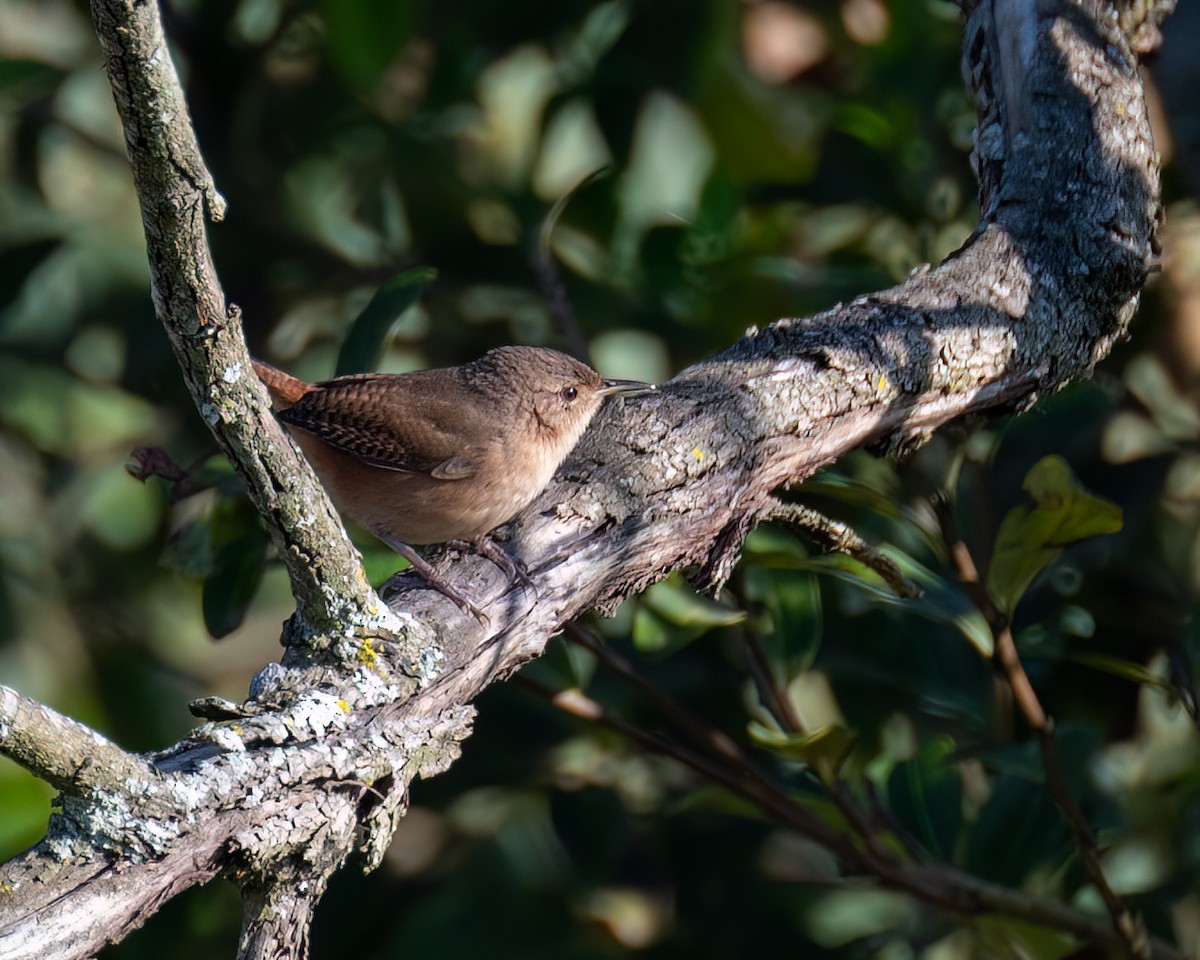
top-left (252, 346), bottom-right (653, 616)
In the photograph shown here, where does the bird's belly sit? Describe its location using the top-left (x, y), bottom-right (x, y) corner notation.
top-left (291, 433), bottom-right (544, 544)
top-left (366, 474), bottom-right (538, 544)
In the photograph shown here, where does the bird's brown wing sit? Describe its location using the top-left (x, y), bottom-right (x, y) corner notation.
top-left (277, 374), bottom-right (486, 480)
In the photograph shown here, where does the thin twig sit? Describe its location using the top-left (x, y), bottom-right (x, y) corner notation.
top-left (568, 624), bottom-right (904, 871)
top-left (768, 500), bottom-right (917, 598)
top-left (564, 625), bottom-right (746, 764)
top-left (730, 618), bottom-right (805, 734)
top-left (524, 674), bottom-right (1185, 960)
top-left (951, 523), bottom-right (1151, 960)
top-left (520, 675), bottom-right (867, 866)
top-left (994, 623), bottom-right (1151, 959)
top-left (726, 584), bottom-right (907, 868)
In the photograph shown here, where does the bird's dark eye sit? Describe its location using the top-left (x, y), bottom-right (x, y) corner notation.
top-left (560, 386), bottom-right (578, 402)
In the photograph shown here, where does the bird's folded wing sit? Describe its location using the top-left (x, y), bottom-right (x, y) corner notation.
top-left (277, 376), bottom-right (487, 480)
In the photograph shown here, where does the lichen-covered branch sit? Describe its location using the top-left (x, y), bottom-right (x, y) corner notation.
top-left (0, 0), bottom-right (1179, 958)
top-left (0, 685), bottom-right (157, 795)
top-left (87, 0), bottom-right (399, 641)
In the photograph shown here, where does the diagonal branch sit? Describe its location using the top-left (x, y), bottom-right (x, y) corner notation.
top-left (88, 0), bottom-right (398, 642)
top-left (0, 0), bottom-right (1178, 958)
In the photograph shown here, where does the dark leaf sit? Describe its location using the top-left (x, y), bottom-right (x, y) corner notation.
top-left (336, 267), bottom-right (437, 376)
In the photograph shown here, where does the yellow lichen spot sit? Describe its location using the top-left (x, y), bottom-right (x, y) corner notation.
top-left (358, 638), bottom-right (378, 668)
top-left (691, 447), bottom-right (705, 461)
top-left (0, 882), bottom-right (14, 895)
top-left (337, 698), bottom-right (351, 713)
top-left (877, 373), bottom-right (890, 394)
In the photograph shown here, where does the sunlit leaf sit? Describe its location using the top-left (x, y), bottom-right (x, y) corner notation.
top-left (1068, 652), bottom-right (1179, 697)
top-left (1125, 353), bottom-right (1200, 442)
top-left (632, 576), bottom-right (745, 655)
top-left (642, 576), bottom-right (745, 629)
top-left (748, 722), bottom-right (857, 785)
top-left (987, 456), bottom-right (1122, 615)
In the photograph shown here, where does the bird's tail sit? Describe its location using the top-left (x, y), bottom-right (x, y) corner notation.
top-left (251, 358), bottom-right (312, 410)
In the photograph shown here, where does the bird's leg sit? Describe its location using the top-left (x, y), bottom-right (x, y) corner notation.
top-left (447, 536), bottom-right (537, 592)
top-left (378, 536), bottom-right (490, 623)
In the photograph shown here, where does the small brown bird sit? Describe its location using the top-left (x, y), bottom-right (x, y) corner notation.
top-left (253, 346), bottom-right (653, 615)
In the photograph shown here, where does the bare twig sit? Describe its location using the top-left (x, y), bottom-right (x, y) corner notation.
top-left (994, 623), bottom-right (1151, 959)
top-left (950, 522), bottom-right (1150, 958)
top-left (767, 501), bottom-right (917, 598)
top-left (522, 677), bottom-right (866, 866)
top-left (527, 675), bottom-right (1185, 959)
top-left (734, 620), bottom-right (806, 734)
top-left (564, 625), bottom-right (747, 764)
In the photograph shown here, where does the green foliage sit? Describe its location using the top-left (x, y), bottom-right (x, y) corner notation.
top-left (749, 722), bottom-right (857, 786)
top-left (1, 0), bottom-right (1198, 957)
top-left (336, 266), bottom-right (438, 375)
top-left (988, 455), bottom-right (1123, 616)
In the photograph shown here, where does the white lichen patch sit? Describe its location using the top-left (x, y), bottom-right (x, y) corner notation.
top-left (416, 644), bottom-right (444, 685)
top-left (221, 362), bottom-right (243, 383)
top-left (287, 691), bottom-right (349, 738)
top-left (206, 724), bottom-right (248, 753)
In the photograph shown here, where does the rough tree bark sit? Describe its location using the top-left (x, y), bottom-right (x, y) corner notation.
top-left (0, 0), bottom-right (1181, 958)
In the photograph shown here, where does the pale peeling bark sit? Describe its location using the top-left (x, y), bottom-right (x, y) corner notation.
top-left (0, 0), bottom-right (1180, 958)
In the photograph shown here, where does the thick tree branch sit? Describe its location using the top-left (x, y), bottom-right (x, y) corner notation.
top-left (0, 0), bottom-right (1178, 958)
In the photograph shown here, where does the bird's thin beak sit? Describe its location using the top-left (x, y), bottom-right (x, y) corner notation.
top-left (598, 378), bottom-right (656, 398)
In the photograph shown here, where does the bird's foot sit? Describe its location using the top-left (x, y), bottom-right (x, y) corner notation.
top-left (381, 538), bottom-right (490, 624)
top-left (449, 537), bottom-right (537, 593)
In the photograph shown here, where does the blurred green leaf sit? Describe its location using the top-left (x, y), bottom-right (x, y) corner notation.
top-left (744, 565), bottom-right (822, 675)
top-left (203, 525), bottom-right (269, 639)
top-left (336, 267), bottom-right (437, 375)
top-left (0, 761), bottom-right (53, 861)
top-left (161, 495), bottom-right (270, 637)
top-left (987, 456), bottom-right (1122, 615)
top-left (972, 916), bottom-right (1077, 960)
top-left (0, 59), bottom-right (60, 94)
top-left (748, 722), bottom-right (856, 785)
top-left (1068, 652), bottom-right (1180, 698)
top-left (632, 575), bottom-right (744, 655)
top-left (642, 575), bottom-right (745, 629)
top-left (318, 0), bottom-right (415, 92)
top-left (964, 775), bottom-right (1068, 886)
top-left (887, 736), bottom-right (961, 860)
top-left (0, 359), bottom-right (157, 458)
top-left (760, 543), bottom-right (993, 658)
top-left (1125, 354), bottom-right (1200, 442)
top-left (0, 238), bottom-right (61, 316)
